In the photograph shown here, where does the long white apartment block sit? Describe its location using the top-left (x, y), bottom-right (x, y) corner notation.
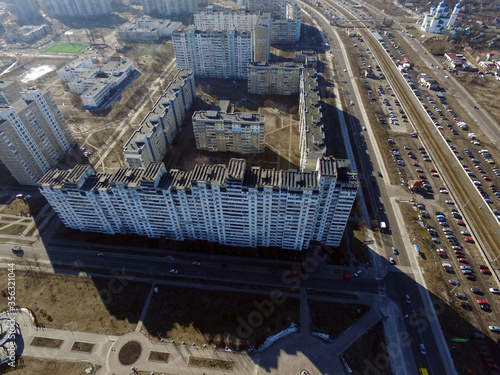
top-left (38, 157), bottom-right (358, 250)
top-left (0, 87), bottom-right (76, 185)
top-left (123, 69), bottom-right (195, 168)
top-left (192, 109), bottom-right (265, 153)
top-left (172, 26), bottom-right (253, 79)
top-left (299, 68), bottom-right (326, 171)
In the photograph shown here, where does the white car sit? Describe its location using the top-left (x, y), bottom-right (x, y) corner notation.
top-left (445, 200), bottom-right (454, 204)
top-left (389, 256), bottom-right (395, 264)
top-left (405, 295), bottom-right (411, 303)
top-left (439, 188), bottom-right (449, 194)
top-left (490, 288), bottom-right (500, 294)
top-left (419, 343), bottom-right (427, 355)
top-left (460, 231), bottom-right (470, 236)
top-left (169, 269), bottom-right (178, 274)
top-left (489, 326), bottom-right (500, 333)
top-left (344, 68), bottom-right (347, 72)
top-left (353, 269), bottom-right (362, 277)
top-left (192, 261), bottom-right (201, 265)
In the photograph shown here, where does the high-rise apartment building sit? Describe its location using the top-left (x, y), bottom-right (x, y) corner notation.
top-left (299, 69), bottom-right (325, 171)
top-left (45, 0), bottom-right (112, 18)
top-left (123, 69), bottom-right (195, 168)
top-left (194, 6), bottom-right (260, 32)
top-left (172, 26), bottom-right (253, 79)
top-left (0, 81), bottom-right (22, 106)
top-left (192, 109), bottom-right (265, 153)
top-left (193, 6), bottom-right (269, 63)
top-left (6, 0), bottom-right (40, 24)
top-left (247, 62), bottom-right (303, 95)
top-left (38, 157), bottom-right (358, 250)
top-left (141, 0), bottom-right (205, 16)
top-left (0, 87), bottom-right (76, 185)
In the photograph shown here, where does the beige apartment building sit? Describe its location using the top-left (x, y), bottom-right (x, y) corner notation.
top-left (247, 61), bottom-right (303, 95)
top-left (192, 105), bottom-right (265, 153)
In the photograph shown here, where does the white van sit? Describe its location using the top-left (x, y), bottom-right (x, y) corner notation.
top-left (479, 150), bottom-right (489, 154)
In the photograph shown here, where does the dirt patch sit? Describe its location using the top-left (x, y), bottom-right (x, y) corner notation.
top-left (118, 340), bottom-right (142, 366)
top-left (188, 356), bottom-right (234, 370)
top-left (309, 301), bottom-right (370, 339)
top-left (343, 321), bottom-right (391, 375)
top-left (30, 337), bottom-right (63, 349)
top-left (70, 341), bottom-right (94, 353)
top-left (143, 286), bottom-right (300, 349)
top-left (0, 357), bottom-right (92, 374)
top-left (0, 270), bottom-right (149, 335)
top-left (148, 351), bottom-right (169, 363)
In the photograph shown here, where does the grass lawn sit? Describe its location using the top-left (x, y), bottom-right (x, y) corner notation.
top-left (0, 270), bottom-right (149, 335)
top-left (143, 286), bottom-right (300, 349)
top-left (44, 44), bottom-right (89, 54)
top-left (309, 300), bottom-right (369, 338)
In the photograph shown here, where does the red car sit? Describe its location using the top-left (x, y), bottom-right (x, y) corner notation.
top-left (477, 299), bottom-right (489, 305)
top-left (484, 176), bottom-right (492, 181)
top-left (480, 268), bottom-right (491, 275)
top-left (464, 237), bottom-right (474, 243)
top-left (487, 363), bottom-right (500, 370)
top-left (454, 250), bottom-right (465, 255)
top-left (457, 258), bottom-right (468, 263)
top-left (341, 274), bottom-right (352, 280)
top-left (457, 221), bottom-right (465, 226)
top-left (418, 175), bottom-right (427, 179)
top-left (429, 168), bottom-right (437, 172)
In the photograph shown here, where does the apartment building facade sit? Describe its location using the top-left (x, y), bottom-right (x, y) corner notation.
top-left (247, 62), bottom-right (303, 95)
top-left (0, 81), bottom-right (22, 106)
top-left (299, 68), bottom-right (326, 171)
top-left (141, 0), bottom-right (205, 16)
top-left (45, 0), bottom-right (112, 17)
top-left (38, 157), bottom-right (358, 250)
top-left (123, 69), bottom-right (195, 168)
top-left (0, 87), bottom-right (76, 185)
top-left (192, 110), bottom-right (265, 153)
top-left (172, 26), bottom-right (253, 79)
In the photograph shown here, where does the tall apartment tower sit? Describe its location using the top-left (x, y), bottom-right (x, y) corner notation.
top-left (253, 21), bottom-right (270, 63)
top-left (38, 157), bottom-right (358, 250)
top-left (172, 26), bottom-right (253, 79)
top-left (0, 87), bottom-right (76, 185)
top-left (192, 110), bottom-right (265, 153)
top-left (45, 0), bottom-right (112, 17)
top-left (0, 81), bottom-right (22, 106)
top-left (6, 0), bottom-right (40, 24)
top-left (141, 0), bottom-right (205, 16)
top-left (123, 69), bottom-right (195, 168)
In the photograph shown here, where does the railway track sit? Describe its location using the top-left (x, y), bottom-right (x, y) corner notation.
top-left (359, 29), bottom-right (500, 270)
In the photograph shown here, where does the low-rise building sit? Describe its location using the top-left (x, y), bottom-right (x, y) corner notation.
top-left (57, 58), bottom-right (136, 108)
top-left (118, 17), bottom-right (182, 42)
